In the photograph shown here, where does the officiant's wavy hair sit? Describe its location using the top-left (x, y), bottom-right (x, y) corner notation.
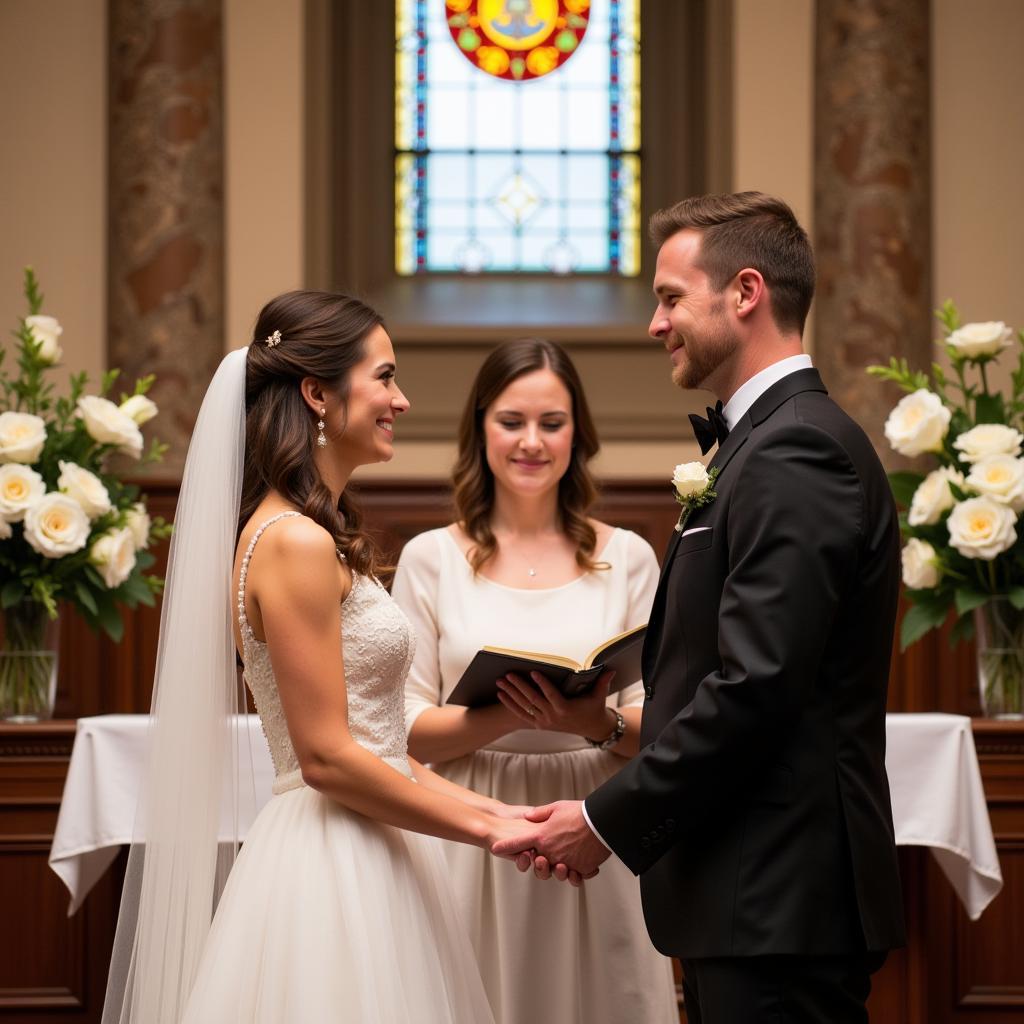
top-left (453, 338), bottom-right (605, 575)
top-left (239, 290), bottom-right (386, 578)
top-left (649, 191), bottom-right (816, 335)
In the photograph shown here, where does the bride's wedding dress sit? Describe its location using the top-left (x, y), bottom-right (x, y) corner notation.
top-left (181, 512), bottom-right (494, 1022)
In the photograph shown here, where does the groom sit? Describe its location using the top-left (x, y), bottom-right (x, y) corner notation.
top-left (495, 192), bottom-right (906, 1022)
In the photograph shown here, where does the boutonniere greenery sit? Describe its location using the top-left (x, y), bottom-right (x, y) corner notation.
top-left (672, 462), bottom-right (719, 533)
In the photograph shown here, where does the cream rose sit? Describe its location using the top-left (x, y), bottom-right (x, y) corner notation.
top-left (90, 527), bottom-right (137, 589)
top-left (124, 501), bottom-right (151, 550)
top-left (966, 455), bottom-right (1024, 512)
top-left (57, 460), bottom-right (112, 519)
top-left (23, 492), bottom-right (91, 558)
top-left (119, 394), bottom-right (158, 426)
top-left (672, 461), bottom-right (710, 499)
top-left (76, 395), bottom-right (143, 458)
top-left (953, 423), bottom-right (1024, 464)
top-left (947, 497), bottom-right (1017, 560)
top-left (908, 466), bottom-right (964, 526)
top-left (883, 390), bottom-right (951, 457)
top-left (0, 463), bottom-right (46, 522)
top-left (946, 321), bottom-right (1013, 359)
top-left (0, 411), bottom-right (47, 464)
top-left (25, 314), bottom-right (64, 365)
top-left (901, 538), bottom-right (941, 589)
top-left (0, 518), bottom-right (10, 540)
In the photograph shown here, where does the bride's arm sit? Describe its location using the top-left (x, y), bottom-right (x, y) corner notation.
top-left (254, 519), bottom-right (526, 850)
top-left (408, 757), bottom-right (528, 818)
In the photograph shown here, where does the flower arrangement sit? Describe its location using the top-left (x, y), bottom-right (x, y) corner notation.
top-left (0, 268), bottom-right (170, 718)
top-left (672, 462), bottom-right (719, 533)
top-left (869, 304), bottom-right (1024, 715)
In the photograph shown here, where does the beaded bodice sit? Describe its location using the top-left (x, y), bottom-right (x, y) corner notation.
top-left (237, 512), bottom-right (416, 790)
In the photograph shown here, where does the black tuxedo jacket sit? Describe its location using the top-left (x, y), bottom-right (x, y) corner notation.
top-left (587, 369), bottom-right (906, 959)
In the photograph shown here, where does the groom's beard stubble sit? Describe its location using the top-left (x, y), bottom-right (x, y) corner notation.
top-left (670, 299), bottom-right (741, 393)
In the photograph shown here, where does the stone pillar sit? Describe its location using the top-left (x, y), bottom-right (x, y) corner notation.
top-left (108, 0), bottom-right (224, 475)
top-left (813, 0), bottom-right (931, 462)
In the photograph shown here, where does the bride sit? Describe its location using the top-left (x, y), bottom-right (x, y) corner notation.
top-left (102, 290), bottom-right (552, 1023)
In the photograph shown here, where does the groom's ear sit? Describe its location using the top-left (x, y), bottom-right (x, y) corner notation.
top-left (733, 268), bottom-right (766, 321)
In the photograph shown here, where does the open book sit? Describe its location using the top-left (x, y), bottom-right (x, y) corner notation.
top-left (445, 624), bottom-right (647, 709)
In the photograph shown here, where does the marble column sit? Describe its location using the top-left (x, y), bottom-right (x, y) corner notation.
top-left (108, 0), bottom-right (224, 475)
top-left (813, 0), bottom-right (931, 462)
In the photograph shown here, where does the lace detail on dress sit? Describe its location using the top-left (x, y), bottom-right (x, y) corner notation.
top-left (238, 512), bottom-right (417, 785)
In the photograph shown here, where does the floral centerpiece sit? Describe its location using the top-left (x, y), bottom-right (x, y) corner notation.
top-left (0, 269), bottom-right (170, 720)
top-left (870, 303), bottom-right (1024, 716)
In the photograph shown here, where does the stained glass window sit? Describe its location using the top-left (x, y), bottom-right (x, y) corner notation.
top-left (395, 0), bottom-right (641, 276)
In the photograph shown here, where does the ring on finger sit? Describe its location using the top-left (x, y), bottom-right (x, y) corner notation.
top-left (526, 705), bottom-right (536, 716)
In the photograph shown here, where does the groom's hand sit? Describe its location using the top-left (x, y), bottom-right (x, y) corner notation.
top-left (491, 800), bottom-right (611, 880)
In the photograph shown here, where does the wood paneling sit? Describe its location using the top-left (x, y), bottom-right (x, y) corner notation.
top-left (1, 480), bottom-right (1022, 1023)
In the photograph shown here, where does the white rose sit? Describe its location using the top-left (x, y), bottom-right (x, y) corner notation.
top-left (908, 466), bottom-right (964, 526)
top-left (883, 390), bottom-right (951, 457)
top-left (947, 496), bottom-right (1017, 560)
top-left (90, 526), bottom-right (137, 589)
top-left (76, 395), bottom-right (143, 458)
top-left (57, 460), bottom-right (112, 519)
top-left (946, 321), bottom-right (1013, 359)
top-left (0, 411), bottom-right (47, 464)
top-left (23, 492), bottom-right (91, 558)
top-left (0, 463), bottom-right (46, 522)
top-left (966, 455), bottom-right (1024, 513)
top-left (901, 538), bottom-right (941, 589)
top-left (672, 461), bottom-right (710, 499)
top-left (0, 518), bottom-right (10, 540)
top-left (953, 423), bottom-right (1024, 464)
top-left (119, 394), bottom-right (158, 425)
top-left (24, 314), bottom-right (64, 365)
top-left (125, 501), bottom-right (151, 550)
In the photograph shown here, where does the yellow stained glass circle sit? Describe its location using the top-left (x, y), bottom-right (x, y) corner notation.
top-left (477, 0), bottom-right (559, 51)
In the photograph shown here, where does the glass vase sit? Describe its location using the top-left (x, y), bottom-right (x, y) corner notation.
top-left (974, 599), bottom-right (1024, 719)
top-left (0, 603), bottom-right (60, 722)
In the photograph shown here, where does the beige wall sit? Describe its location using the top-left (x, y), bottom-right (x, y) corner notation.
top-left (5, 0), bottom-right (1024, 477)
top-left (0, 0), bottom-right (106, 390)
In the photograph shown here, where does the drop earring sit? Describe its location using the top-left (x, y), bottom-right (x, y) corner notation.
top-left (316, 409), bottom-right (327, 448)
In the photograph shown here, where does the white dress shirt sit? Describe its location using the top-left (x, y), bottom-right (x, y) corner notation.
top-left (581, 353), bottom-right (815, 855)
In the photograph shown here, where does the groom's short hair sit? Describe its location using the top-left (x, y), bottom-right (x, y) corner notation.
top-left (649, 192), bottom-right (815, 336)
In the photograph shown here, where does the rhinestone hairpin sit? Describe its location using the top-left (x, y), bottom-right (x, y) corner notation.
top-left (265, 329), bottom-right (283, 348)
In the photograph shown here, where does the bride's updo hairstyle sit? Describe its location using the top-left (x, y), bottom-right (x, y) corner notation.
top-left (453, 337), bottom-right (604, 575)
top-left (239, 289), bottom-right (386, 578)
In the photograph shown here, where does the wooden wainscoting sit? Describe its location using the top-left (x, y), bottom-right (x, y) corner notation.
top-left (1, 478), bottom-right (1022, 1023)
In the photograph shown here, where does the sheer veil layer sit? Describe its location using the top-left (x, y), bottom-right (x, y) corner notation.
top-left (103, 347), bottom-right (254, 1024)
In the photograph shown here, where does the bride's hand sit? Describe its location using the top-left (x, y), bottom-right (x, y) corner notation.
top-left (485, 817), bottom-right (592, 886)
top-left (487, 800), bottom-right (533, 820)
top-left (496, 669), bottom-right (616, 741)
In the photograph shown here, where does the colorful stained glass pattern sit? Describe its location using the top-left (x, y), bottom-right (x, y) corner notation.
top-left (395, 0), bottom-right (640, 275)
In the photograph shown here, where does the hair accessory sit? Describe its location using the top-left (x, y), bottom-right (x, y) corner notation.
top-left (265, 329), bottom-right (283, 348)
top-left (317, 409), bottom-right (327, 448)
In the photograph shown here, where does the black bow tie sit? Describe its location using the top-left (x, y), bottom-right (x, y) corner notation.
top-left (689, 401), bottom-right (730, 455)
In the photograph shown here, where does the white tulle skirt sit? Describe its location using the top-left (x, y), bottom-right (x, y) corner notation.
top-left (181, 784), bottom-right (494, 1023)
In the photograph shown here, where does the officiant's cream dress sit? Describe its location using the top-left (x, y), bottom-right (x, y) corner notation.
top-left (393, 527), bottom-right (678, 1024)
top-left (181, 513), bottom-right (495, 1023)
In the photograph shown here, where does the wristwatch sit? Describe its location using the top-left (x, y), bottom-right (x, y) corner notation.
top-left (586, 710), bottom-right (626, 751)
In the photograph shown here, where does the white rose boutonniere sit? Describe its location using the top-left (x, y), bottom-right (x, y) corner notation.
top-left (57, 460), bottom-right (113, 519)
top-left (24, 314), bottom-right (64, 365)
top-left (0, 411), bottom-right (47, 464)
top-left (23, 492), bottom-right (91, 558)
top-left (90, 527), bottom-right (138, 589)
top-left (947, 497), bottom-right (1017, 561)
top-left (953, 423), bottom-right (1024, 464)
top-left (672, 461), bottom-right (719, 533)
top-left (0, 462), bottom-right (46, 521)
top-left (76, 395), bottom-right (144, 458)
top-left (901, 538), bottom-right (941, 589)
top-left (907, 466), bottom-right (964, 526)
top-left (883, 389), bottom-right (951, 457)
top-left (946, 321), bottom-right (1013, 359)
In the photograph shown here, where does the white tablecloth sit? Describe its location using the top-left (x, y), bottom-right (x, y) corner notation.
top-left (49, 712), bottom-right (1004, 919)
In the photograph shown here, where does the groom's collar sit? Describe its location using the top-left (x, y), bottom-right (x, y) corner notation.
top-left (721, 354), bottom-right (814, 429)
